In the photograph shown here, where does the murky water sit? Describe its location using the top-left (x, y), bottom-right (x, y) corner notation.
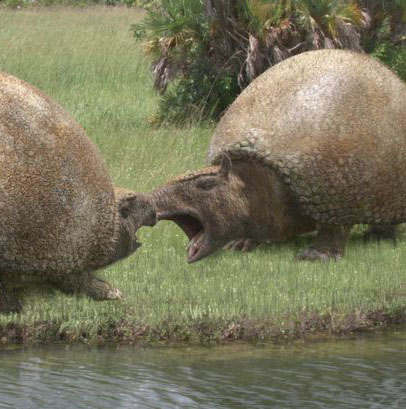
top-left (0, 332), bottom-right (405, 409)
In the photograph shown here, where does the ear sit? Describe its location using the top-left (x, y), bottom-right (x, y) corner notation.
top-left (219, 154), bottom-right (232, 179)
top-left (117, 192), bottom-right (138, 220)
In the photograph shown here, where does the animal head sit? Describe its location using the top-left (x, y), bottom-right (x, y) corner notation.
top-left (153, 156), bottom-right (254, 263)
top-left (114, 188), bottom-right (157, 260)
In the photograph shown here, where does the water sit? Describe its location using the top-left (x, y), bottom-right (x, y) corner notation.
top-left (0, 332), bottom-right (405, 409)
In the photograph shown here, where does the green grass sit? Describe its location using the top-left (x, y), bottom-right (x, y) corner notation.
top-left (0, 6), bottom-right (405, 344)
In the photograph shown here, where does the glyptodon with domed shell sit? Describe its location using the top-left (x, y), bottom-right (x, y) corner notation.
top-left (151, 49), bottom-right (406, 262)
top-left (0, 72), bottom-right (156, 314)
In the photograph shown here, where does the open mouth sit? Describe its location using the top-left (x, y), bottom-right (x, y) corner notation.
top-left (157, 211), bottom-right (210, 263)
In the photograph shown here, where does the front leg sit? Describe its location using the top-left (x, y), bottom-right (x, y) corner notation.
top-left (0, 279), bottom-right (22, 314)
top-left (51, 273), bottom-right (122, 301)
top-left (297, 224), bottom-right (352, 261)
top-left (83, 276), bottom-right (122, 300)
top-left (363, 224), bottom-right (397, 243)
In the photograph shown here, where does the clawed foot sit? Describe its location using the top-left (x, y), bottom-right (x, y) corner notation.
top-left (223, 239), bottom-right (258, 252)
top-left (53, 275), bottom-right (122, 301)
top-left (85, 277), bottom-right (122, 301)
top-left (296, 247), bottom-right (342, 262)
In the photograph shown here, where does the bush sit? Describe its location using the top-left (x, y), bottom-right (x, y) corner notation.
top-left (133, 0), bottom-right (406, 125)
top-left (0, 0), bottom-right (142, 7)
top-left (373, 44), bottom-right (406, 81)
top-left (362, 5), bottom-right (406, 81)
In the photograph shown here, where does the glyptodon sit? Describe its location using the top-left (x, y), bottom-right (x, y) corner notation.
top-left (151, 49), bottom-right (406, 262)
top-left (0, 72), bottom-right (156, 313)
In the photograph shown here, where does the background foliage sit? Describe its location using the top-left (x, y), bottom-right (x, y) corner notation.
top-left (2, 0), bottom-right (404, 124)
top-left (132, 0), bottom-right (406, 124)
top-left (0, 0), bottom-right (141, 8)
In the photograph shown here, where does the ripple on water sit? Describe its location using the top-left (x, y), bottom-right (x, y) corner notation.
top-left (0, 332), bottom-right (405, 409)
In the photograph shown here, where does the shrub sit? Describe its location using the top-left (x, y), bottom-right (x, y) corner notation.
top-left (0, 0), bottom-right (142, 7)
top-left (133, 0), bottom-right (406, 125)
top-left (360, 3), bottom-right (406, 81)
top-left (133, 0), bottom-right (372, 125)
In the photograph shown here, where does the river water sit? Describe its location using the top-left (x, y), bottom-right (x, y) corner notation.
top-left (0, 331), bottom-right (405, 409)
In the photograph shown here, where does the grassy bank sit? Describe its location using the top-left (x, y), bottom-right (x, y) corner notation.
top-left (0, 6), bottom-right (405, 345)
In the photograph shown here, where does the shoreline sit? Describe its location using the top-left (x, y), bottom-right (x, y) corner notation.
top-left (1, 308), bottom-right (405, 346)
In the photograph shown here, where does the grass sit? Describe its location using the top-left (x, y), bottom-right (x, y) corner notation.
top-left (0, 6), bottom-right (405, 344)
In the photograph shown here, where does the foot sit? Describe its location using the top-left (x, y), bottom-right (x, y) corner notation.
top-left (296, 224), bottom-right (352, 262)
top-left (296, 246), bottom-right (342, 261)
top-left (223, 239), bottom-right (258, 252)
top-left (84, 277), bottom-right (123, 301)
top-left (363, 225), bottom-right (397, 243)
top-left (53, 275), bottom-right (122, 301)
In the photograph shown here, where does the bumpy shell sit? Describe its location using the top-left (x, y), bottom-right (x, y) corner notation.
top-left (208, 50), bottom-right (406, 225)
top-left (0, 72), bottom-right (116, 277)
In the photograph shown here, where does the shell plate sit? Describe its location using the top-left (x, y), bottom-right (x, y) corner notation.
top-left (208, 50), bottom-right (406, 225)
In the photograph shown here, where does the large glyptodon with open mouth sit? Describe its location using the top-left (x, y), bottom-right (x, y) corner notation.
top-left (150, 49), bottom-right (406, 263)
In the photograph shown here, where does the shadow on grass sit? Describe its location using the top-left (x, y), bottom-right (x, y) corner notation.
top-left (255, 224), bottom-right (403, 257)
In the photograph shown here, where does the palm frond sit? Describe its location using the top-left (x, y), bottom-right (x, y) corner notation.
top-left (246, 34), bottom-right (262, 80)
top-left (295, 0), bottom-right (365, 51)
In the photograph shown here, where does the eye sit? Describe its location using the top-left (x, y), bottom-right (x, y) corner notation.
top-left (196, 179), bottom-right (217, 191)
top-left (120, 206), bottom-right (130, 219)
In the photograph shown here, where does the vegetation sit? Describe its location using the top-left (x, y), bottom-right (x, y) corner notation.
top-left (132, 0), bottom-right (406, 124)
top-left (0, 6), bottom-right (405, 345)
top-left (0, 0), bottom-right (160, 8)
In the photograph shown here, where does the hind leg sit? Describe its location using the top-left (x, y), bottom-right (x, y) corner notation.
top-left (297, 224), bottom-right (352, 261)
top-left (0, 279), bottom-right (22, 314)
top-left (363, 224), bottom-right (397, 243)
top-left (51, 273), bottom-right (122, 301)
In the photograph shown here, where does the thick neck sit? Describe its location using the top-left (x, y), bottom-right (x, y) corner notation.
top-left (152, 188), bottom-right (169, 215)
top-left (233, 160), bottom-right (315, 241)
